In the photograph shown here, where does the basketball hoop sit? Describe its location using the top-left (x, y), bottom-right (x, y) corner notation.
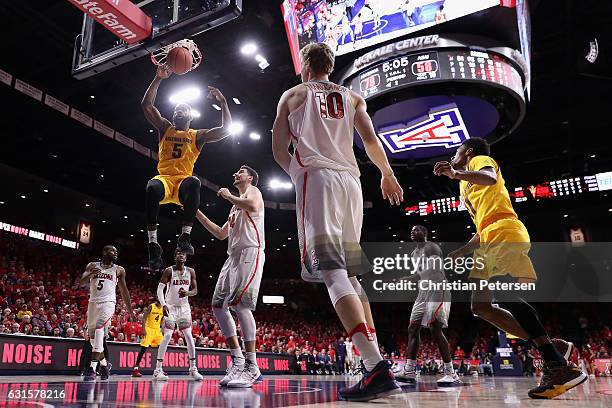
top-left (150, 39), bottom-right (202, 72)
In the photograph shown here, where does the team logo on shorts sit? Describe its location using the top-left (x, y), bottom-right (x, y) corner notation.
top-left (377, 104), bottom-right (470, 153)
top-left (311, 249), bottom-right (320, 270)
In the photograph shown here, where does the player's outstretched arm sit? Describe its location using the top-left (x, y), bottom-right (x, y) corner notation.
top-left (196, 86), bottom-right (232, 147)
top-left (433, 161), bottom-right (497, 185)
top-left (117, 267), bottom-right (134, 320)
top-left (142, 66), bottom-right (172, 136)
top-left (195, 209), bottom-right (229, 240)
top-left (217, 185), bottom-right (262, 213)
top-left (79, 262), bottom-right (99, 284)
top-left (272, 90), bottom-right (293, 175)
top-left (352, 91), bottom-right (404, 206)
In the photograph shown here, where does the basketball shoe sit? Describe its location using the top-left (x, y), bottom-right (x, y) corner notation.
top-left (528, 362), bottom-right (587, 399)
top-left (153, 368), bottom-right (169, 381)
top-left (131, 368), bottom-right (142, 377)
top-left (148, 242), bottom-right (163, 270)
top-left (551, 338), bottom-right (579, 365)
top-left (177, 233), bottom-right (194, 255)
top-left (228, 360), bottom-right (263, 388)
top-left (220, 357), bottom-right (243, 387)
top-left (83, 367), bottom-right (96, 382)
top-left (338, 360), bottom-right (401, 402)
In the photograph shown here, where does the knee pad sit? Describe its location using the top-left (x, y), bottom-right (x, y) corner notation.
top-left (322, 269), bottom-right (358, 307)
top-left (233, 304), bottom-right (257, 342)
top-left (213, 307), bottom-right (237, 339)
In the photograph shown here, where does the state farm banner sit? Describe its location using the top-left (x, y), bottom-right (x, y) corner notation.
top-left (66, 0), bottom-right (152, 44)
top-left (0, 334), bottom-right (295, 375)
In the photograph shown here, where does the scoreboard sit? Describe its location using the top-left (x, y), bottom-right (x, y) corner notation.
top-left (405, 172), bottom-right (611, 216)
top-left (349, 49), bottom-right (524, 101)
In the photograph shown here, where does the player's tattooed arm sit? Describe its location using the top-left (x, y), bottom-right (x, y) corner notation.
top-left (448, 233), bottom-right (481, 258)
top-left (142, 65), bottom-right (172, 136)
top-left (196, 86), bottom-right (232, 147)
top-left (79, 262), bottom-right (99, 284)
top-left (272, 90), bottom-right (293, 175)
top-left (187, 268), bottom-right (198, 297)
top-left (433, 162), bottom-right (497, 185)
top-left (218, 186), bottom-right (262, 213)
top-left (117, 267), bottom-right (135, 321)
top-left (195, 209), bottom-right (229, 240)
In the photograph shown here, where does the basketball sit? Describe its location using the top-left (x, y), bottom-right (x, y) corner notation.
top-left (167, 46), bottom-right (193, 75)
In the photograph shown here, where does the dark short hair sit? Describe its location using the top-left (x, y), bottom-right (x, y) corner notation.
top-left (300, 43), bottom-right (335, 76)
top-left (174, 248), bottom-right (186, 257)
top-left (461, 137), bottom-right (490, 156)
top-left (413, 225), bottom-right (428, 235)
top-left (241, 165), bottom-right (259, 186)
top-left (102, 245), bottom-right (116, 253)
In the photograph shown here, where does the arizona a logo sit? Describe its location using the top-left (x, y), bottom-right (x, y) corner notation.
top-left (378, 104), bottom-right (470, 153)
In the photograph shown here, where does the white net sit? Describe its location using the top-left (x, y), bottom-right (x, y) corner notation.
top-left (150, 39), bottom-right (202, 72)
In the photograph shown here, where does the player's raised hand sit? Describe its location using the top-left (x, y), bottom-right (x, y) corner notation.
top-left (156, 64), bottom-right (172, 79)
top-left (162, 305), bottom-right (169, 317)
top-left (433, 161), bottom-right (457, 179)
top-left (217, 188), bottom-right (232, 200)
top-left (381, 174), bottom-right (404, 206)
top-left (207, 86), bottom-right (227, 104)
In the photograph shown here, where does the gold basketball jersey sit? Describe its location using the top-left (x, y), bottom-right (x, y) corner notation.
top-left (157, 127), bottom-right (200, 176)
top-left (146, 303), bottom-right (163, 328)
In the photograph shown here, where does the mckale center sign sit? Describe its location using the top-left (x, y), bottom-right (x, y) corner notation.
top-left (0, 334), bottom-right (295, 375)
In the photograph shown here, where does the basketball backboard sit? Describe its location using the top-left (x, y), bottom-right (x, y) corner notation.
top-left (72, 0), bottom-right (242, 79)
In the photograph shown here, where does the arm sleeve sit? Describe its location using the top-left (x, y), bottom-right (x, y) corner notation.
top-left (157, 283), bottom-right (167, 307)
top-left (469, 155), bottom-right (498, 172)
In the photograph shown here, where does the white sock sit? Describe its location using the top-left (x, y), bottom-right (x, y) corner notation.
top-left (405, 359), bottom-right (417, 373)
top-left (99, 358), bottom-right (107, 367)
top-left (148, 230), bottom-right (158, 243)
top-left (443, 362), bottom-right (453, 374)
top-left (351, 325), bottom-right (382, 372)
top-left (231, 348), bottom-right (245, 368)
top-left (246, 352), bottom-right (257, 367)
top-left (90, 360), bottom-right (99, 370)
top-left (181, 226), bottom-right (192, 235)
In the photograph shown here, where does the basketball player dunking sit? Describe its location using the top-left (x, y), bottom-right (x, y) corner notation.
top-left (80, 245), bottom-right (134, 382)
top-left (434, 137), bottom-right (587, 398)
top-left (272, 43), bottom-right (404, 401)
top-left (142, 65), bottom-right (232, 270)
top-left (196, 165), bottom-right (265, 388)
top-left (154, 250), bottom-right (203, 380)
top-left (395, 225), bottom-right (459, 385)
top-left (131, 298), bottom-right (164, 377)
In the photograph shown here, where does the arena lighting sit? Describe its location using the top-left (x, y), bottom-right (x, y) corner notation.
top-left (249, 132), bottom-right (261, 140)
top-left (241, 42), bottom-right (257, 55)
top-left (229, 122), bottom-right (244, 135)
top-left (212, 104), bottom-right (221, 111)
top-left (233, 98), bottom-right (241, 105)
top-left (191, 109), bottom-right (201, 119)
top-left (20, 195), bottom-right (26, 199)
top-left (255, 54), bottom-right (270, 70)
top-left (269, 179), bottom-right (293, 190)
top-left (262, 295), bottom-right (284, 304)
top-left (169, 87), bottom-right (201, 104)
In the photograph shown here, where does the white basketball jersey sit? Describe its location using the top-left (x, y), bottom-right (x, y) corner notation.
top-left (227, 196), bottom-right (265, 254)
top-left (288, 81), bottom-right (359, 179)
top-left (89, 262), bottom-right (118, 303)
top-left (165, 266), bottom-right (191, 306)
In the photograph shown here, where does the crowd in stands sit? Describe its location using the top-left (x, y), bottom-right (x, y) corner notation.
top-left (1, 232), bottom-right (610, 376)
